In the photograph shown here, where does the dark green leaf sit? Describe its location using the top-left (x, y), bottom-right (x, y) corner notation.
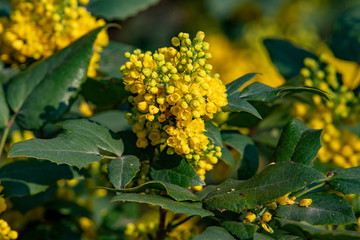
top-left (254, 233), bottom-right (274, 240)
top-left (263, 38), bottom-right (317, 79)
top-left (203, 162), bottom-right (327, 212)
top-left (223, 96), bottom-right (262, 119)
top-left (87, 0), bottom-right (160, 21)
top-left (329, 5), bottom-right (360, 62)
top-left (150, 151), bottom-right (204, 188)
top-left (221, 221), bottom-right (256, 240)
top-left (89, 110), bottom-right (131, 132)
top-left (6, 26), bottom-right (106, 130)
top-left (328, 166), bottom-right (360, 195)
top-left (111, 193), bottom-right (213, 218)
top-left (80, 78), bottom-right (129, 106)
top-left (204, 121), bottom-right (223, 147)
top-left (220, 147), bottom-right (235, 167)
top-left (222, 131), bottom-right (258, 180)
top-left (0, 0), bottom-right (11, 17)
top-left (8, 119), bottom-right (124, 168)
top-left (193, 226), bottom-right (235, 240)
top-left (277, 193), bottom-right (356, 225)
top-left (97, 40), bottom-right (136, 79)
top-left (0, 85), bottom-right (9, 128)
top-left (108, 155), bottom-right (140, 189)
top-left (108, 180), bottom-right (199, 201)
top-left (272, 119), bottom-right (322, 165)
top-left (278, 219), bottom-right (360, 240)
top-left (0, 159), bottom-right (81, 197)
top-left (226, 73), bottom-right (257, 96)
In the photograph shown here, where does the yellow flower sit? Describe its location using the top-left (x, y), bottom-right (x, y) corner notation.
top-left (244, 212), bottom-right (256, 223)
top-left (262, 212), bottom-right (272, 222)
top-left (300, 198), bottom-right (312, 207)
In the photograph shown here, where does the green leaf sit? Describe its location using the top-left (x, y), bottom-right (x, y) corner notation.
top-left (263, 38), bottom-right (317, 79)
top-left (254, 233), bottom-right (274, 240)
top-left (111, 193), bottom-right (213, 218)
top-left (221, 221), bottom-right (256, 240)
top-left (0, 85), bottom-right (9, 128)
top-left (0, 0), bottom-right (11, 17)
top-left (193, 226), bottom-right (235, 240)
top-left (87, 0), bottom-right (160, 21)
top-left (220, 147), bottom-right (235, 167)
top-left (203, 162), bottom-right (327, 212)
top-left (80, 78), bottom-right (129, 106)
top-left (8, 119), bottom-right (124, 168)
top-left (272, 119), bottom-right (322, 165)
top-left (222, 131), bottom-right (258, 180)
top-left (108, 155), bottom-right (140, 189)
top-left (107, 180), bottom-right (199, 201)
top-left (204, 121), bottom-right (223, 147)
top-left (278, 219), bottom-right (360, 240)
top-left (277, 193), bottom-right (357, 225)
top-left (150, 151), bottom-right (204, 188)
top-left (97, 40), bottom-right (136, 79)
top-left (223, 96), bottom-right (262, 119)
top-left (328, 166), bottom-right (360, 195)
top-left (0, 159), bottom-right (81, 197)
top-left (89, 110), bottom-right (131, 133)
top-left (6, 26), bottom-right (106, 130)
top-left (329, 5), bottom-right (360, 62)
top-left (226, 73), bottom-right (257, 96)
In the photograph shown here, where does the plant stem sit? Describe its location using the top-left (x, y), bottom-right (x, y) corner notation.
top-left (166, 215), bottom-right (194, 232)
top-left (294, 182), bottom-right (326, 198)
top-left (156, 208), bottom-right (167, 240)
top-left (0, 114), bottom-right (16, 160)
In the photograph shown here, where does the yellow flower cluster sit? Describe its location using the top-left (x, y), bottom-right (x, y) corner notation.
top-left (0, 0), bottom-right (109, 77)
top-left (293, 57), bottom-right (360, 168)
top-left (276, 193), bottom-right (296, 206)
top-left (0, 186), bottom-right (18, 240)
top-left (121, 32), bottom-right (228, 182)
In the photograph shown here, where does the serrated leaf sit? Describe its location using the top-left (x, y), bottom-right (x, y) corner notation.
top-left (112, 193), bottom-right (213, 218)
top-left (193, 226), bottom-right (235, 240)
top-left (328, 166), bottom-right (360, 195)
top-left (204, 121), bottom-right (223, 147)
top-left (0, 159), bottom-right (81, 197)
top-left (277, 193), bottom-right (356, 225)
top-left (222, 131), bottom-right (258, 180)
top-left (97, 40), bottom-right (136, 79)
top-left (87, 0), bottom-right (160, 21)
top-left (329, 5), bottom-right (360, 62)
top-left (263, 38), bottom-right (317, 79)
top-left (223, 96), bottom-right (262, 119)
top-left (278, 219), bottom-right (360, 240)
top-left (0, 85), bottom-right (9, 128)
top-left (107, 180), bottom-right (199, 201)
top-left (221, 221), bottom-right (256, 240)
top-left (6, 26), bottom-right (106, 130)
top-left (8, 119), bottom-right (124, 168)
top-left (150, 152), bottom-right (204, 188)
top-left (203, 162), bottom-right (327, 212)
top-left (272, 119), bottom-right (322, 165)
top-left (226, 73), bottom-right (258, 96)
top-left (108, 155), bottom-right (140, 189)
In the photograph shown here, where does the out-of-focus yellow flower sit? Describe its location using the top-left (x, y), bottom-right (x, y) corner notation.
top-left (0, 0), bottom-right (109, 77)
top-left (300, 198), bottom-right (312, 207)
top-left (79, 101), bottom-right (94, 117)
top-left (244, 212), bottom-right (256, 223)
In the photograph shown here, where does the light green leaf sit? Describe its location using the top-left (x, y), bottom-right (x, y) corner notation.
top-left (328, 166), bottom-right (360, 195)
top-left (112, 193), bottom-right (213, 218)
top-left (226, 73), bottom-right (257, 96)
top-left (221, 221), bottom-right (256, 240)
top-left (89, 110), bottom-right (131, 133)
top-left (108, 155), bottom-right (140, 189)
top-left (203, 162), bottom-right (327, 212)
top-left (8, 119), bottom-right (124, 168)
top-left (0, 159), bottom-right (81, 197)
top-left (6, 26), bottom-right (106, 130)
top-left (87, 0), bottom-right (160, 21)
top-left (278, 219), bottom-right (360, 240)
top-left (204, 121), bottom-right (223, 147)
top-left (150, 151), bottom-right (204, 188)
top-left (222, 131), bottom-right (258, 180)
top-left (272, 119), bottom-right (322, 165)
top-left (277, 193), bottom-right (357, 225)
top-left (108, 180), bottom-right (199, 201)
top-left (0, 85), bottom-right (9, 128)
top-left (193, 226), bottom-right (235, 240)
top-left (263, 38), bottom-right (317, 79)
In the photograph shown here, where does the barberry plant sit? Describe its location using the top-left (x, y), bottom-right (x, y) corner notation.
top-left (0, 1), bottom-right (359, 240)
